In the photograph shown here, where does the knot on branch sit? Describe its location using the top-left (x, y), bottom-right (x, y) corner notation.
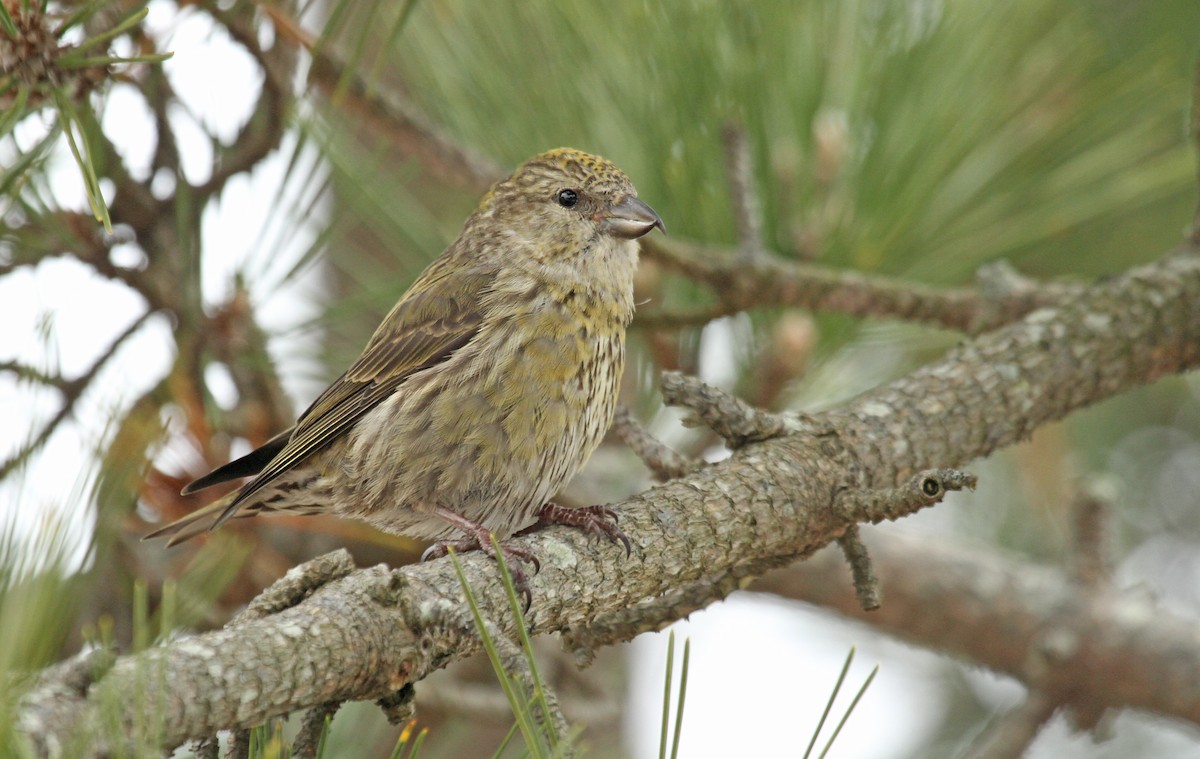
top-left (375, 686), bottom-right (416, 727)
top-left (660, 371), bottom-right (788, 447)
top-left (839, 469), bottom-right (976, 524)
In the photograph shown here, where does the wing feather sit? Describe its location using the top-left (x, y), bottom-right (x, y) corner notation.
top-left (205, 262), bottom-right (491, 531)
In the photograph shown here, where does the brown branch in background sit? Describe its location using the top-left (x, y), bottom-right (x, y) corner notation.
top-left (260, 5), bottom-right (504, 195)
top-left (195, 1), bottom-right (297, 201)
top-left (721, 121), bottom-right (765, 258)
top-left (971, 692), bottom-right (1059, 759)
top-left (1191, 56), bottom-right (1200, 243)
top-left (750, 529), bottom-right (1200, 728)
top-left (1069, 482), bottom-right (1113, 591)
top-left (639, 237), bottom-right (1083, 334)
top-left (0, 309), bottom-right (155, 479)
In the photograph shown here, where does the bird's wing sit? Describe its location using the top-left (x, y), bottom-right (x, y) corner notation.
top-left (206, 262), bottom-right (491, 531)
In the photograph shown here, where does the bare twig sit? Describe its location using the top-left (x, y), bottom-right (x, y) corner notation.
top-left (971, 692), bottom-right (1059, 759)
top-left (839, 469), bottom-right (977, 525)
top-left (836, 525), bottom-right (880, 611)
top-left (659, 371), bottom-right (788, 447)
top-left (611, 405), bottom-right (697, 480)
top-left (1069, 483), bottom-right (1113, 591)
top-left (721, 121), bottom-right (765, 258)
top-left (0, 309), bottom-right (156, 479)
top-left (293, 702), bottom-right (341, 759)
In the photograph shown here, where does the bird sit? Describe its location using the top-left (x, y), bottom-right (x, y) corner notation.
top-left (146, 148), bottom-right (664, 598)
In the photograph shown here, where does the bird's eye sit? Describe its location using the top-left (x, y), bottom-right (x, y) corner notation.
top-left (556, 189), bottom-right (579, 208)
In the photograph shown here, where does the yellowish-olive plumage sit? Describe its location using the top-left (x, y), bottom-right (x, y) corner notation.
top-left (147, 149), bottom-right (662, 564)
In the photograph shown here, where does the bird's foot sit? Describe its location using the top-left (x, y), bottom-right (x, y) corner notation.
top-left (518, 502), bottom-right (632, 557)
top-left (422, 507), bottom-right (540, 608)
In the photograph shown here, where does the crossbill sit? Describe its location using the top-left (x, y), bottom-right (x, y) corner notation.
top-left (147, 148), bottom-right (664, 593)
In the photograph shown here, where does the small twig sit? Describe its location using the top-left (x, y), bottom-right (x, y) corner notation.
top-left (836, 525), bottom-right (880, 611)
top-left (721, 121), bottom-right (765, 259)
top-left (1069, 482), bottom-right (1113, 591)
top-left (231, 549), bottom-right (356, 625)
top-left (611, 406), bottom-right (698, 480)
top-left (0, 308), bottom-right (156, 480)
top-left (293, 701), bottom-right (341, 759)
top-left (839, 469), bottom-right (977, 524)
top-left (659, 371), bottom-right (787, 447)
top-left (971, 692), bottom-right (1059, 759)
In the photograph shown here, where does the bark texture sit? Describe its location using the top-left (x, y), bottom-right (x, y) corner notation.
top-left (17, 246), bottom-right (1200, 754)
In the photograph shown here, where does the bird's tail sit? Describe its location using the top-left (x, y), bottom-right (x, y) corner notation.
top-left (142, 491), bottom-right (241, 547)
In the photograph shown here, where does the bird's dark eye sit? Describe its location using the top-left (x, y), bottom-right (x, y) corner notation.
top-left (556, 189), bottom-right (579, 208)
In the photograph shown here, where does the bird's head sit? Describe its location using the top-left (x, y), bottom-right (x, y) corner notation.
top-left (472, 148), bottom-right (664, 269)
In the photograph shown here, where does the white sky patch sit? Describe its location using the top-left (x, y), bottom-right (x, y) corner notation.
top-left (626, 592), bottom-right (944, 758)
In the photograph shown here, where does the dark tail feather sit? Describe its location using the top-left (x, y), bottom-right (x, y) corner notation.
top-left (181, 427), bottom-right (293, 495)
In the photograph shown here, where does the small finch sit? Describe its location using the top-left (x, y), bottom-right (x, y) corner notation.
top-left (146, 148), bottom-right (664, 596)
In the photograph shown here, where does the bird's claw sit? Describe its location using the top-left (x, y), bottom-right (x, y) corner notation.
top-left (421, 534), bottom-right (539, 610)
top-left (523, 502), bottom-right (633, 557)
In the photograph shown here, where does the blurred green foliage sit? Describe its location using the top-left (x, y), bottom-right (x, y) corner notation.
top-left (346, 0), bottom-right (1197, 281)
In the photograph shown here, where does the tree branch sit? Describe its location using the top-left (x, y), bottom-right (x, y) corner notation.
top-left (17, 245), bottom-right (1200, 753)
top-left (638, 238), bottom-right (1083, 334)
top-left (750, 528), bottom-right (1200, 728)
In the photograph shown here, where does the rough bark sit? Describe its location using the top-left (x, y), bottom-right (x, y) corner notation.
top-left (16, 245), bottom-right (1200, 755)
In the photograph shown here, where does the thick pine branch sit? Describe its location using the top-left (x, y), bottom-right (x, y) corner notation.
top-left (17, 246), bottom-right (1200, 754)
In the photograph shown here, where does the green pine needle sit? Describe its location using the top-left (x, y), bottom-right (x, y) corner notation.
top-left (449, 547), bottom-right (553, 758)
top-left (51, 91), bottom-right (112, 232)
top-left (803, 647), bottom-right (880, 759)
top-left (818, 664), bottom-right (878, 759)
top-left (658, 632), bottom-right (675, 759)
top-left (658, 631), bottom-right (691, 759)
top-left (0, 3), bottom-right (17, 39)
